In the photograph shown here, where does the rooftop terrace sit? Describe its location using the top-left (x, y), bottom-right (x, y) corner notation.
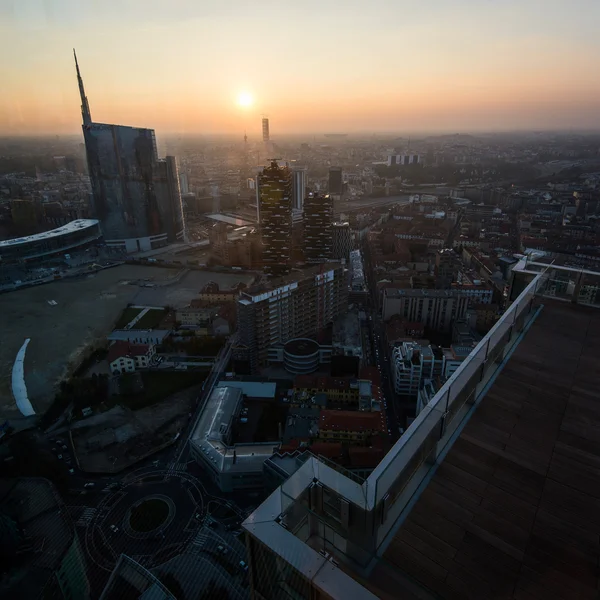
top-left (243, 260), bottom-right (600, 600)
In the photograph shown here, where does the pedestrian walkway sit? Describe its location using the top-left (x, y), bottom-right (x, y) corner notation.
top-left (75, 507), bottom-right (96, 527)
top-left (167, 461), bottom-right (188, 474)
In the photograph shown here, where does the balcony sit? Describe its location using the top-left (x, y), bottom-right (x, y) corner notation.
top-left (243, 261), bottom-right (600, 599)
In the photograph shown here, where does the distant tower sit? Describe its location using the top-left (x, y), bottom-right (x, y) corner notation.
top-left (329, 167), bottom-right (343, 195)
top-left (262, 117), bottom-right (270, 143)
top-left (73, 49), bottom-right (92, 127)
top-left (211, 184), bottom-right (220, 213)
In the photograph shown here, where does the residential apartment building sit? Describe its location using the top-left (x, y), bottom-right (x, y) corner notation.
top-left (176, 306), bottom-right (216, 327)
top-left (257, 160), bottom-right (293, 276)
top-left (303, 193), bottom-right (333, 264)
top-left (108, 342), bottom-right (155, 374)
top-left (391, 341), bottom-right (470, 397)
top-left (318, 409), bottom-right (386, 445)
top-left (332, 222), bottom-right (354, 260)
top-left (235, 264), bottom-right (347, 371)
top-left (382, 288), bottom-right (470, 332)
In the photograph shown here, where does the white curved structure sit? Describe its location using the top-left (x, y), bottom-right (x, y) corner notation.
top-left (12, 338), bottom-right (35, 417)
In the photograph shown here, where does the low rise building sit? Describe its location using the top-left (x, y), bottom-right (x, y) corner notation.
top-left (108, 341), bottom-right (155, 374)
top-left (318, 409), bottom-right (386, 445)
top-left (189, 386), bottom-right (279, 492)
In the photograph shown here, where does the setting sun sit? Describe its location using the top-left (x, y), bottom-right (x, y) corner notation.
top-left (237, 91), bottom-right (253, 108)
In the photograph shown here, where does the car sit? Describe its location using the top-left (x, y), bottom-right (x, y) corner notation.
top-left (239, 560), bottom-right (248, 572)
top-left (217, 545), bottom-right (229, 555)
top-left (57, 454), bottom-right (63, 460)
top-left (232, 529), bottom-right (243, 537)
top-left (68, 469), bottom-right (75, 475)
top-left (62, 445), bottom-right (67, 450)
top-left (84, 482), bottom-right (95, 488)
top-left (110, 525), bottom-right (119, 533)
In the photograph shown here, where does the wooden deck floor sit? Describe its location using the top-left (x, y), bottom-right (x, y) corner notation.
top-left (374, 301), bottom-right (600, 599)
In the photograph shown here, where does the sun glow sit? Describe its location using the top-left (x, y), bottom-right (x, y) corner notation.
top-left (237, 91), bottom-right (253, 107)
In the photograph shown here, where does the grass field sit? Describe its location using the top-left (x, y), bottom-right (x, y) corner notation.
top-left (113, 307), bottom-right (143, 328)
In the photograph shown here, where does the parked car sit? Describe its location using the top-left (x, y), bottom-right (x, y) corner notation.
top-left (239, 560), bottom-right (248, 572)
top-left (84, 482), bottom-right (95, 488)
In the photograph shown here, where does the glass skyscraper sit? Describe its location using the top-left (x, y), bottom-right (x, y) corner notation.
top-left (75, 51), bottom-right (184, 252)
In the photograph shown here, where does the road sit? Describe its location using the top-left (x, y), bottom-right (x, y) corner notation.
top-left (360, 238), bottom-right (402, 443)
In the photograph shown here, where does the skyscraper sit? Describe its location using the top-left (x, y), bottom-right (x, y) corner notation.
top-left (329, 166), bottom-right (343, 194)
top-left (74, 50), bottom-right (184, 253)
top-left (303, 193), bottom-right (333, 264)
top-left (262, 117), bottom-right (270, 143)
top-left (257, 161), bottom-right (293, 276)
top-left (291, 166), bottom-right (307, 211)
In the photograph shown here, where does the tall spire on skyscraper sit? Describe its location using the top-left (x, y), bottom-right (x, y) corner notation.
top-left (73, 49), bottom-right (92, 126)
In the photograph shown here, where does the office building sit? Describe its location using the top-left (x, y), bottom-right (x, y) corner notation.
top-left (256, 160), bottom-right (293, 276)
top-left (0, 219), bottom-right (101, 267)
top-left (243, 259), bottom-right (600, 600)
top-left (189, 386), bottom-right (277, 492)
top-left (75, 51), bottom-right (184, 253)
top-left (382, 288), bottom-right (470, 332)
top-left (236, 264), bottom-right (347, 371)
top-left (332, 222), bottom-right (354, 260)
top-left (303, 192), bottom-right (333, 264)
top-left (292, 165), bottom-right (307, 211)
top-left (329, 167), bottom-right (343, 194)
top-left (390, 341), bottom-right (469, 397)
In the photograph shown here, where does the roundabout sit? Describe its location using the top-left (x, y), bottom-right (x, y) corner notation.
top-left (125, 495), bottom-right (175, 537)
top-left (85, 469), bottom-right (205, 572)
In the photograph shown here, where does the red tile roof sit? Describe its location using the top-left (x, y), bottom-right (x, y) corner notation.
top-left (107, 341), bottom-right (151, 363)
top-left (319, 409), bottom-right (386, 433)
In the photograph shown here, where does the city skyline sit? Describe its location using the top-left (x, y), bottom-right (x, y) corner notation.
top-left (1, 0), bottom-right (600, 136)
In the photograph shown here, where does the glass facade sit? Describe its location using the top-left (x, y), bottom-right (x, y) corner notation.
top-left (84, 123), bottom-right (183, 247)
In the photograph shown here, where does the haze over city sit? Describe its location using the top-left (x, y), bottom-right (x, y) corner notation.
top-left (2, 0), bottom-right (600, 136)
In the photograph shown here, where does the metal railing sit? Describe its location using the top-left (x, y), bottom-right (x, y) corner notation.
top-left (244, 262), bottom-right (600, 599)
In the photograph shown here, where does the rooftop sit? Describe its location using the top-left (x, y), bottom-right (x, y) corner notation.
top-left (190, 386), bottom-right (278, 474)
top-left (319, 410), bottom-right (386, 434)
top-left (370, 300), bottom-right (600, 599)
top-left (0, 219), bottom-right (99, 249)
top-left (243, 262), bottom-right (600, 599)
top-left (107, 341), bottom-right (151, 363)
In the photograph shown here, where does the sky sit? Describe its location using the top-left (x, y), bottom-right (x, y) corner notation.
top-left (1, 0), bottom-right (600, 136)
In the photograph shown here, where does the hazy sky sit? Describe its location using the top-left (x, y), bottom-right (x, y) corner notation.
top-left (1, 0), bottom-right (600, 136)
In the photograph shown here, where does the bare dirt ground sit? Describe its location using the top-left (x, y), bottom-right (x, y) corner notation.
top-left (71, 383), bottom-right (200, 473)
top-left (0, 265), bottom-right (252, 420)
